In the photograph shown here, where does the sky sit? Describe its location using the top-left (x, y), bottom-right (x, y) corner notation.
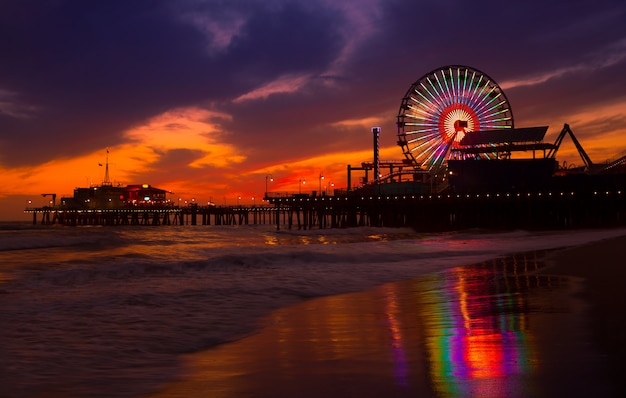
top-left (1, 0), bottom-right (626, 220)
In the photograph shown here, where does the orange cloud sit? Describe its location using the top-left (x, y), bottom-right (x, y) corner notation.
top-left (123, 106), bottom-right (244, 169)
top-left (330, 116), bottom-right (383, 129)
top-left (0, 153), bottom-right (114, 200)
top-left (0, 106), bottom-right (245, 201)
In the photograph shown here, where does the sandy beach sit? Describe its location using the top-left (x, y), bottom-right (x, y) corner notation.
top-left (147, 234), bottom-right (626, 398)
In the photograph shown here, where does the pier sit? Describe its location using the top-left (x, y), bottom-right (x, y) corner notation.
top-left (26, 185), bottom-right (626, 232)
top-left (23, 67), bottom-right (626, 232)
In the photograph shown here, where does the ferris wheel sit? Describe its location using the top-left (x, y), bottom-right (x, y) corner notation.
top-left (397, 65), bottom-right (514, 172)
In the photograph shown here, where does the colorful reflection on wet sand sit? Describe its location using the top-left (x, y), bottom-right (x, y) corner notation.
top-left (150, 251), bottom-right (616, 398)
top-left (418, 255), bottom-right (542, 397)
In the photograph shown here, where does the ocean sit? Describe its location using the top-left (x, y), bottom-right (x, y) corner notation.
top-left (1, 223), bottom-right (625, 397)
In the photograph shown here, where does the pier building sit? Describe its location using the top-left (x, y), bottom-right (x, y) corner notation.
top-left (60, 184), bottom-right (169, 210)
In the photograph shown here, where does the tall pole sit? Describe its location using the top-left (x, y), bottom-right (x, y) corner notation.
top-left (372, 127), bottom-right (380, 184)
top-left (103, 148), bottom-right (112, 186)
top-left (347, 164), bottom-right (352, 191)
top-left (318, 172), bottom-right (324, 195)
top-left (265, 175), bottom-right (273, 199)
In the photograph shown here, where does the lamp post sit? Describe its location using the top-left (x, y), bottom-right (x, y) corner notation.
top-left (318, 172), bottom-right (324, 195)
top-left (299, 179), bottom-right (305, 194)
top-left (265, 175), bottom-right (273, 198)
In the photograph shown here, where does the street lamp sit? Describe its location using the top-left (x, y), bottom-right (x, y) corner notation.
top-left (299, 179), bottom-right (305, 194)
top-left (265, 175), bottom-right (273, 198)
top-left (318, 172), bottom-right (324, 195)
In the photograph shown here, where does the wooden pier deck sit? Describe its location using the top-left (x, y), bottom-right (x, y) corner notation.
top-left (26, 187), bottom-right (626, 231)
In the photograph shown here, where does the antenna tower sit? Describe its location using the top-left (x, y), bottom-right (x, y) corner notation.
top-left (103, 149), bottom-right (112, 186)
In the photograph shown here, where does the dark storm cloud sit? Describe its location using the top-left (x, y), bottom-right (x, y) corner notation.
top-left (0, 0), bottom-right (345, 166)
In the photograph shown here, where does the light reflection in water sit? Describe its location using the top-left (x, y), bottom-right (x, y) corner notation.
top-left (382, 285), bottom-right (409, 387)
top-left (149, 251), bottom-right (591, 398)
top-left (417, 254), bottom-right (540, 397)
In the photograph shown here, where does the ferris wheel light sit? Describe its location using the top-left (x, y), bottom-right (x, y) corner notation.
top-left (397, 65), bottom-right (513, 172)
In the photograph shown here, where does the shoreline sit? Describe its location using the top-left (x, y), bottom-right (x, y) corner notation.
top-left (147, 233), bottom-right (626, 398)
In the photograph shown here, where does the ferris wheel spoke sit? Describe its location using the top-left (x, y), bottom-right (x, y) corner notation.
top-left (419, 82), bottom-right (436, 101)
top-left (432, 144), bottom-right (453, 168)
top-left (424, 139), bottom-right (452, 169)
top-left (442, 69), bottom-right (454, 106)
top-left (407, 132), bottom-right (441, 146)
top-left (424, 77), bottom-right (445, 109)
top-left (415, 139), bottom-right (443, 160)
top-left (404, 120), bottom-right (440, 128)
top-left (420, 83), bottom-right (445, 114)
top-left (405, 133), bottom-right (439, 145)
top-left (429, 77), bottom-right (447, 106)
top-left (454, 67), bottom-right (463, 105)
top-left (408, 105), bottom-right (436, 120)
top-left (442, 69), bottom-right (453, 106)
top-left (461, 69), bottom-right (467, 105)
top-left (467, 74), bottom-right (484, 108)
top-left (471, 85), bottom-right (495, 117)
top-left (433, 73), bottom-right (449, 107)
top-left (477, 99), bottom-right (508, 121)
top-left (482, 112), bottom-right (512, 125)
top-left (412, 91), bottom-right (436, 110)
top-left (474, 90), bottom-right (501, 117)
top-left (420, 143), bottom-right (441, 163)
top-left (465, 71), bottom-right (478, 107)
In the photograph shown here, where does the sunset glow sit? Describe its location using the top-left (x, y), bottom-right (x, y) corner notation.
top-left (1, 1), bottom-right (625, 220)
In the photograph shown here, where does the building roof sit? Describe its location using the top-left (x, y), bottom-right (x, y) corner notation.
top-left (459, 126), bottom-right (549, 146)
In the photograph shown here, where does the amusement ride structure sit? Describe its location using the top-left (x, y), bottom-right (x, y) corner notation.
top-left (350, 64), bottom-right (626, 193)
top-left (397, 65), bottom-right (514, 172)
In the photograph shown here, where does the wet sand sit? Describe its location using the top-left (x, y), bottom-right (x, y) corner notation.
top-left (148, 234), bottom-right (626, 398)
